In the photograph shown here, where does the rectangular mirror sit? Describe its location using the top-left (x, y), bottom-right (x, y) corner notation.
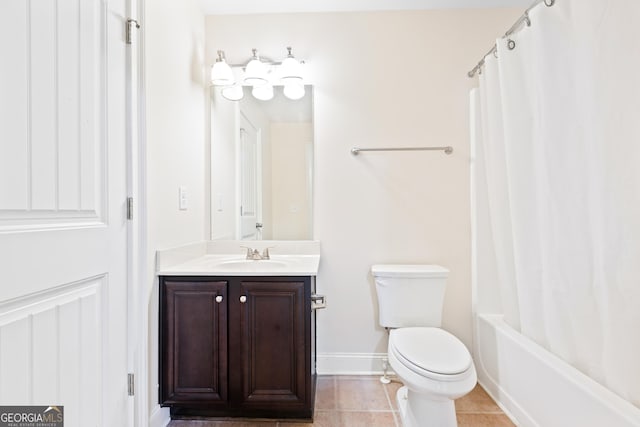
top-left (210, 85), bottom-right (313, 240)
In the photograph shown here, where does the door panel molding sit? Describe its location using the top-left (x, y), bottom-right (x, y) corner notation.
top-left (0, 275), bottom-right (106, 425)
top-left (0, 0), bottom-right (107, 231)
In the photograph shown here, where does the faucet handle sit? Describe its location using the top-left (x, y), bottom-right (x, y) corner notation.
top-left (261, 247), bottom-right (275, 260)
top-left (239, 246), bottom-right (253, 259)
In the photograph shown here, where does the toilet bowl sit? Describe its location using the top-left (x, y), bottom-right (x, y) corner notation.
top-left (372, 265), bottom-right (477, 427)
top-left (388, 327), bottom-right (477, 427)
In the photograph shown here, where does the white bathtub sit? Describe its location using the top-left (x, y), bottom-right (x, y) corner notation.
top-left (474, 314), bottom-right (640, 427)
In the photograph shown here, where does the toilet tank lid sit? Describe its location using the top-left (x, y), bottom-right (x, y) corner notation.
top-left (371, 264), bottom-right (449, 278)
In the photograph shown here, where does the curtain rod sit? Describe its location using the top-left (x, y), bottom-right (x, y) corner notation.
top-left (467, 0), bottom-right (556, 78)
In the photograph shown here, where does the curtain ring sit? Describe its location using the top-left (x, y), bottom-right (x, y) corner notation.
top-left (524, 13), bottom-right (531, 27)
top-left (544, 0), bottom-right (555, 6)
top-left (507, 39), bottom-right (516, 50)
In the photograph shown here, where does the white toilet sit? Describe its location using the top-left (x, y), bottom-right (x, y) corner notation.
top-left (372, 264), bottom-right (477, 427)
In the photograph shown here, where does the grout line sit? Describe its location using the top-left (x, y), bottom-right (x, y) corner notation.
top-left (332, 375), bottom-right (338, 411)
top-left (382, 381), bottom-right (401, 427)
top-left (382, 381), bottom-right (394, 410)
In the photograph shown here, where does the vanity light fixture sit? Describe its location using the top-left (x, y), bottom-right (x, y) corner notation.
top-left (280, 47), bottom-right (304, 84)
top-left (210, 50), bottom-right (234, 86)
top-left (244, 49), bottom-right (268, 86)
top-left (210, 47), bottom-right (306, 102)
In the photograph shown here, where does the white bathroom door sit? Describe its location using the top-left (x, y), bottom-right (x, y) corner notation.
top-left (238, 114), bottom-right (263, 240)
top-left (0, 0), bottom-right (131, 426)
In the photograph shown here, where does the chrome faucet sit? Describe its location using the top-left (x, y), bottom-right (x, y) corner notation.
top-left (241, 246), bottom-right (272, 260)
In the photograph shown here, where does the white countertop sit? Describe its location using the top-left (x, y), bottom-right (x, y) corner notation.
top-left (156, 240), bottom-right (320, 277)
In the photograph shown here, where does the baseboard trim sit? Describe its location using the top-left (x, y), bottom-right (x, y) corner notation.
top-left (149, 405), bottom-right (170, 427)
top-left (316, 352), bottom-right (395, 375)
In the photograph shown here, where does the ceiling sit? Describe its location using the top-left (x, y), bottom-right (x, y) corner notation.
top-left (201, 0), bottom-right (532, 15)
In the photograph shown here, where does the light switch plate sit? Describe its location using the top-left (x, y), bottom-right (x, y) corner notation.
top-left (216, 193), bottom-right (224, 212)
top-left (179, 186), bottom-right (188, 210)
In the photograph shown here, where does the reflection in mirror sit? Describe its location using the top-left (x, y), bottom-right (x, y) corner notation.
top-left (210, 85), bottom-right (313, 241)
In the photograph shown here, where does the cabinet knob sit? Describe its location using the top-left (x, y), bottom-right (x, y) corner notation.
top-left (239, 295), bottom-right (247, 303)
top-left (215, 295), bottom-right (223, 303)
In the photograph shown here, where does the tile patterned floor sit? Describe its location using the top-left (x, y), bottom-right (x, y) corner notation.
top-left (168, 375), bottom-right (515, 427)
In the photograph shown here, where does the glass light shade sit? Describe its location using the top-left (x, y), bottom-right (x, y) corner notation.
top-left (211, 61), bottom-right (234, 86)
top-left (221, 84), bottom-right (244, 101)
top-left (283, 82), bottom-right (305, 100)
top-left (252, 84), bottom-right (274, 101)
top-left (244, 58), bottom-right (267, 86)
top-left (280, 56), bottom-right (303, 84)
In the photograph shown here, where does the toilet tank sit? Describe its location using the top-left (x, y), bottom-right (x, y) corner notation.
top-left (372, 264), bottom-right (449, 328)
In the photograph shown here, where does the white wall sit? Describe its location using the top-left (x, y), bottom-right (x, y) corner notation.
top-left (145, 0), bottom-right (206, 419)
top-left (205, 9), bottom-right (521, 372)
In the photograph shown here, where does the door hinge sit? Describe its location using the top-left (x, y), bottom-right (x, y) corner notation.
top-left (126, 18), bottom-right (140, 45)
top-left (127, 197), bottom-right (134, 220)
top-left (128, 373), bottom-right (135, 396)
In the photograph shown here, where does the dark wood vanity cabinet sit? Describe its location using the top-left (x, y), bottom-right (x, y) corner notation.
top-left (160, 276), bottom-right (316, 420)
top-left (160, 280), bottom-right (228, 406)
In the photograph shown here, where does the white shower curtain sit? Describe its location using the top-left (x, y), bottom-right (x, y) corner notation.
top-left (475, 0), bottom-right (640, 407)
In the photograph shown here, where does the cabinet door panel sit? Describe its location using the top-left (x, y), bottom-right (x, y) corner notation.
top-left (239, 281), bottom-right (306, 406)
top-left (161, 280), bottom-right (228, 405)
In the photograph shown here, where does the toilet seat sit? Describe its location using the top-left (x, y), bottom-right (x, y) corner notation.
top-left (390, 327), bottom-right (472, 381)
